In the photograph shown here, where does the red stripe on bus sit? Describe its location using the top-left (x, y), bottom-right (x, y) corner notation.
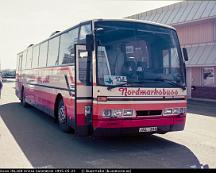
top-left (24, 87), bottom-right (74, 120)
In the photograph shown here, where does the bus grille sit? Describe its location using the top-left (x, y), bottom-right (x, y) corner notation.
top-left (136, 110), bottom-right (162, 116)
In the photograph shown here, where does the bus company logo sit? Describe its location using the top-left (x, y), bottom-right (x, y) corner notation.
top-left (118, 88), bottom-right (179, 96)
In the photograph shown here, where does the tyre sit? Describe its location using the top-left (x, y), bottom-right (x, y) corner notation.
top-left (21, 88), bottom-right (28, 107)
top-left (57, 99), bottom-right (71, 132)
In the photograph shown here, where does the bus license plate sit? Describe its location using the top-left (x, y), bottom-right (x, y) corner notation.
top-left (139, 127), bottom-right (157, 133)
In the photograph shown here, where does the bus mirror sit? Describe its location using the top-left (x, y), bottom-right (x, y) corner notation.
top-left (183, 48), bottom-right (188, 61)
top-left (86, 34), bottom-right (94, 52)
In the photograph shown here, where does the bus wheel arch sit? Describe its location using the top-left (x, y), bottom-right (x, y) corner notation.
top-left (54, 94), bottom-right (71, 133)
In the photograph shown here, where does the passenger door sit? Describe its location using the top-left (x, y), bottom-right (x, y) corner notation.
top-left (75, 44), bottom-right (93, 135)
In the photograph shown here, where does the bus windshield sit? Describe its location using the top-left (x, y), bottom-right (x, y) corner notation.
top-left (95, 21), bottom-right (185, 88)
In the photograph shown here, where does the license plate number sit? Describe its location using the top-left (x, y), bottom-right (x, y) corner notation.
top-left (139, 127), bottom-right (157, 133)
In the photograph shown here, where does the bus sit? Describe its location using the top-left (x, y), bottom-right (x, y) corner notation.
top-left (16, 19), bottom-right (188, 136)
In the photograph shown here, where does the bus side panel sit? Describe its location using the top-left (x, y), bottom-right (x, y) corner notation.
top-left (64, 97), bottom-right (75, 126)
top-left (75, 84), bottom-right (92, 136)
top-left (76, 100), bottom-right (92, 135)
top-left (24, 69), bottom-right (36, 105)
top-left (22, 66), bottom-right (76, 129)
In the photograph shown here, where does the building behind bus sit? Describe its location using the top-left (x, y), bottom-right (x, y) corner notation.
top-left (127, 0), bottom-right (216, 100)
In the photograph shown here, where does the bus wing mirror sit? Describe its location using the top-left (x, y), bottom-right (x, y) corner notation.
top-left (182, 48), bottom-right (188, 61)
top-left (86, 34), bottom-right (94, 52)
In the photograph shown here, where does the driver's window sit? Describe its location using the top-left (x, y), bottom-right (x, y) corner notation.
top-left (79, 23), bottom-right (91, 43)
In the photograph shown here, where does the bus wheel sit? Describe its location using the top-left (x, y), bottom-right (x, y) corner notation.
top-left (21, 88), bottom-right (28, 107)
top-left (57, 99), bottom-right (71, 133)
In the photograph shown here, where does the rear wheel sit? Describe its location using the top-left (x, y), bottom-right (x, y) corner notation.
top-left (21, 88), bottom-right (28, 107)
top-left (57, 99), bottom-right (71, 132)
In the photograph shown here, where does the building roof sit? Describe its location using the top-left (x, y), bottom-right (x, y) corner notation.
top-left (127, 1), bottom-right (216, 26)
top-left (186, 43), bottom-right (216, 67)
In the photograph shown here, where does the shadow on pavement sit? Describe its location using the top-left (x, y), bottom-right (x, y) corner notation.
top-left (187, 100), bottom-right (216, 117)
top-left (0, 102), bottom-right (202, 168)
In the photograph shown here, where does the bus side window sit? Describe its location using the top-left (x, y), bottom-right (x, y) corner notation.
top-left (59, 27), bottom-right (79, 65)
top-left (38, 41), bottom-right (48, 67)
top-left (32, 45), bottom-right (39, 68)
top-left (47, 36), bottom-right (60, 66)
top-left (26, 47), bottom-right (33, 69)
top-left (22, 51), bottom-right (27, 70)
top-left (17, 53), bottom-right (23, 71)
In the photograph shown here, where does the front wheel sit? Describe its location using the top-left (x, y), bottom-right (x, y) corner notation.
top-left (57, 99), bottom-right (71, 133)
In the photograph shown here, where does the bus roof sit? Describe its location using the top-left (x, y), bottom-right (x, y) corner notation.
top-left (18, 18), bottom-right (175, 54)
top-left (92, 18), bottom-right (175, 30)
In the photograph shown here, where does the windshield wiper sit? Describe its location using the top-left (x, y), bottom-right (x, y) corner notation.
top-left (107, 83), bottom-right (128, 91)
top-left (154, 78), bottom-right (186, 90)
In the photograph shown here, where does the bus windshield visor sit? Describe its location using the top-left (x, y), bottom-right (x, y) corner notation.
top-left (95, 21), bottom-right (185, 88)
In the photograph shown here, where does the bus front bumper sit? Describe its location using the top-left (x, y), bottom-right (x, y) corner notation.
top-left (93, 116), bottom-right (186, 136)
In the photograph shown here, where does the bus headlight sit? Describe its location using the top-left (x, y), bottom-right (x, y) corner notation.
top-left (163, 109), bottom-right (172, 115)
top-left (102, 109), bottom-right (134, 118)
top-left (163, 107), bottom-right (186, 116)
top-left (123, 110), bottom-right (134, 116)
top-left (103, 109), bottom-right (112, 117)
top-left (173, 108), bottom-right (181, 114)
top-left (112, 110), bottom-right (123, 117)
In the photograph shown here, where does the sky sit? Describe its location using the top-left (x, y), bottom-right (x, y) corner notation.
top-left (0, 0), bottom-right (180, 70)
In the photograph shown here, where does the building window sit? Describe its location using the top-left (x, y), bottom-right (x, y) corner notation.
top-left (203, 67), bottom-right (214, 86)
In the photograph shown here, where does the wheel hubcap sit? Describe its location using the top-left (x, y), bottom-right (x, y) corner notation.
top-left (58, 105), bottom-right (66, 123)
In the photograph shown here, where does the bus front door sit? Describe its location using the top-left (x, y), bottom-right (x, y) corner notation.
top-left (75, 44), bottom-right (93, 136)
